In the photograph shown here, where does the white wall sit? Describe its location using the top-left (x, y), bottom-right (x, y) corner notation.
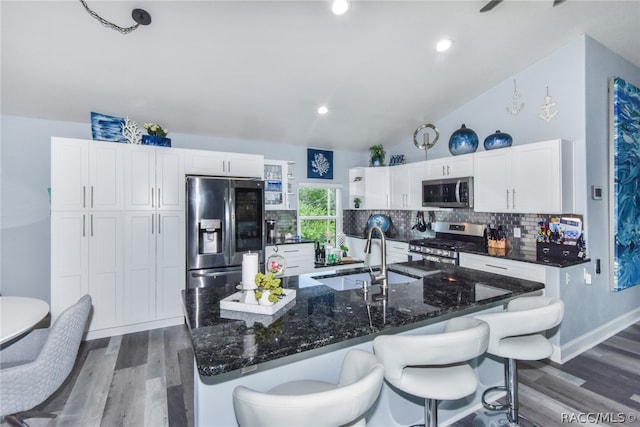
top-left (0, 115), bottom-right (363, 301)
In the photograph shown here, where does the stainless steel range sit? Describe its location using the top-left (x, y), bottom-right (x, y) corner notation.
top-left (409, 222), bottom-right (486, 265)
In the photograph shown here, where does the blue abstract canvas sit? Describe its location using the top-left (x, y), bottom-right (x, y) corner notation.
top-left (90, 112), bottom-right (127, 143)
top-left (610, 77), bottom-right (640, 291)
top-left (307, 149), bottom-right (333, 179)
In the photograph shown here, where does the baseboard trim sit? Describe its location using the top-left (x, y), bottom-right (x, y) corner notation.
top-left (85, 316), bottom-right (184, 340)
top-left (551, 307), bottom-right (640, 363)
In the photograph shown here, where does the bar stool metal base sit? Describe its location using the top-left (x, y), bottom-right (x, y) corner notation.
top-left (481, 358), bottom-right (520, 425)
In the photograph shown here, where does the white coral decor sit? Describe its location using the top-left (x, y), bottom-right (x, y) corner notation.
top-left (121, 117), bottom-right (142, 144)
top-left (312, 153), bottom-right (330, 176)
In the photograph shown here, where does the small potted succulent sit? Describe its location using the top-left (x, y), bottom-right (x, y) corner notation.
top-left (142, 123), bottom-right (171, 147)
top-left (353, 198), bottom-right (361, 209)
top-left (254, 272), bottom-right (284, 305)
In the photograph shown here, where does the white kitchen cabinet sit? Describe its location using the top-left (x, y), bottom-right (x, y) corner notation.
top-left (264, 159), bottom-right (295, 210)
top-left (390, 162), bottom-right (428, 210)
top-left (349, 167), bottom-right (390, 209)
top-left (386, 241), bottom-right (409, 264)
top-left (123, 145), bottom-right (185, 211)
top-left (473, 139), bottom-right (573, 214)
top-left (51, 137), bottom-right (185, 338)
top-left (184, 149), bottom-right (264, 178)
top-left (50, 210), bottom-right (125, 329)
top-left (266, 243), bottom-right (314, 277)
top-left (426, 154), bottom-right (474, 179)
top-left (51, 137), bottom-right (124, 211)
top-left (459, 253), bottom-right (546, 282)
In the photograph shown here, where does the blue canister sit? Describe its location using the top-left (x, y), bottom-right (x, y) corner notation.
top-left (483, 130), bottom-right (513, 150)
top-left (448, 124), bottom-right (479, 156)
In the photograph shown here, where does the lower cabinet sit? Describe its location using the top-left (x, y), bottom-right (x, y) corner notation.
top-left (265, 243), bottom-right (314, 277)
top-left (51, 210), bottom-right (185, 337)
top-left (458, 253), bottom-right (546, 282)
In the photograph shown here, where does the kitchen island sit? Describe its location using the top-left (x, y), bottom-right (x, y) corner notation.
top-left (183, 260), bottom-right (545, 427)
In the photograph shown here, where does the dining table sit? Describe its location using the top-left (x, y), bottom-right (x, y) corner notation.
top-left (0, 296), bottom-right (50, 345)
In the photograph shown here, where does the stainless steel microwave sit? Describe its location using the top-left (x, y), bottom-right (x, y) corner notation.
top-left (422, 177), bottom-right (473, 208)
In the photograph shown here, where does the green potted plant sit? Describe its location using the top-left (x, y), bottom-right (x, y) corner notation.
top-left (254, 272), bottom-right (284, 305)
top-left (353, 198), bottom-right (361, 208)
top-left (142, 123), bottom-right (171, 147)
top-left (340, 244), bottom-right (349, 257)
top-left (369, 144), bottom-right (386, 166)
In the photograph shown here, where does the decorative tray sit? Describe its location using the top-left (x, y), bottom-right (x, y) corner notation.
top-left (219, 289), bottom-right (296, 316)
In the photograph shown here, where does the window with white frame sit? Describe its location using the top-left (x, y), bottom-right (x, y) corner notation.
top-left (297, 183), bottom-right (342, 244)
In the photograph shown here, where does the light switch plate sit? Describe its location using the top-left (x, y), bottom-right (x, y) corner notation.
top-left (592, 186), bottom-right (603, 200)
top-left (513, 227), bottom-right (521, 238)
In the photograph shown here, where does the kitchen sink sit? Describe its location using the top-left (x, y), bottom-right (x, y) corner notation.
top-left (311, 270), bottom-right (420, 291)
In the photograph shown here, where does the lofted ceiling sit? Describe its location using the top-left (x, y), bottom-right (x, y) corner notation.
top-left (2, 1), bottom-right (639, 152)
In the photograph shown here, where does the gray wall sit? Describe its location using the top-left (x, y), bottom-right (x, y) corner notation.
top-left (0, 116), bottom-right (363, 301)
top-left (387, 35), bottom-right (640, 344)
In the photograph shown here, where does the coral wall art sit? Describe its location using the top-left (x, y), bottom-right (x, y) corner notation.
top-left (307, 148), bottom-right (333, 179)
top-left (609, 76), bottom-right (640, 291)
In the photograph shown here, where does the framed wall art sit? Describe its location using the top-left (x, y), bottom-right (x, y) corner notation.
top-left (307, 148), bottom-right (333, 179)
top-left (609, 76), bottom-right (640, 291)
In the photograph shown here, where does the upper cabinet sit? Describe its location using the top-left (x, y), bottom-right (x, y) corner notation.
top-left (51, 137), bottom-right (124, 211)
top-left (264, 159), bottom-right (296, 210)
top-left (425, 154), bottom-right (474, 179)
top-left (123, 145), bottom-right (185, 211)
top-left (184, 150), bottom-right (264, 178)
top-left (390, 162), bottom-right (427, 210)
top-left (349, 167), bottom-right (390, 209)
top-left (474, 139), bottom-right (573, 214)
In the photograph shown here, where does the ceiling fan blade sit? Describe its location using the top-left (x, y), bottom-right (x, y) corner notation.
top-left (480, 0), bottom-right (503, 13)
top-left (552, 0), bottom-right (567, 6)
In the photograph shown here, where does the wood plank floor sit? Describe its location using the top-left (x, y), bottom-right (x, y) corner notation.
top-left (2, 322), bottom-right (638, 427)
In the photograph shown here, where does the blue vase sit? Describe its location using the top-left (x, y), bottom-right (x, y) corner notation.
top-left (142, 135), bottom-right (171, 147)
top-left (448, 124), bottom-right (479, 156)
top-left (483, 130), bottom-right (513, 150)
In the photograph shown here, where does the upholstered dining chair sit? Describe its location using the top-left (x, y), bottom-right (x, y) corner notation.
top-left (232, 348), bottom-right (385, 427)
top-left (0, 294), bottom-right (92, 426)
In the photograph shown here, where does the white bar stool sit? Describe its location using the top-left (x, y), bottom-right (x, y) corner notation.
top-left (232, 349), bottom-right (384, 427)
top-left (373, 317), bottom-right (490, 427)
top-left (474, 296), bottom-right (565, 426)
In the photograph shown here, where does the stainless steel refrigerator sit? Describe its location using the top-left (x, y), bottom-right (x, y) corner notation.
top-left (186, 176), bottom-right (265, 289)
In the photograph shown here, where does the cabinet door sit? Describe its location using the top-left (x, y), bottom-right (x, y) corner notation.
top-left (124, 145), bottom-right (155, 210)
top-left (473, 149), bottom-right (510, 212)
top-left (264, 160), bottom-right (287, 210)
top-left (427, 155), bottom-right (473, 179)
top-left (88, 142), bottom-right (124, 210)
top-left (156, 211), bottom-right (186, 319)
top-left (51, 138), bottom-right (89, 211)
top-left (389, 164), bottom-right (410, 209)
top-left (511, 141), bottom-right (562, 213)
top-left (123, 212), bottom-right (156, 324)
top-left (51, 212), bottom-right (89, 320)
top-left (364, 167), bottom-right (390, 209)
top-left (407, 162), bottom-right (428, 210)
top-left (156, 149), bottom-right (185, 211)
top-left (184, 150), bottom-right (226, 175)
top-left (228, 153), bottom-right (264, 178)
top-left (88, 211), bottom-right (124, 330)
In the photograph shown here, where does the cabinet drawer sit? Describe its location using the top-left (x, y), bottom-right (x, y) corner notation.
top-left (459, 253), bottom-right (545, 282)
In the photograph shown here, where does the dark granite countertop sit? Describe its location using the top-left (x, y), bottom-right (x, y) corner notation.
top-left (182, 260), bottom-right (544, 381)
top-left (462, 247), bottom-right (590, 268)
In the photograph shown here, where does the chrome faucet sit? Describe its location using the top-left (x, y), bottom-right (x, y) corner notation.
top-left (364, 225), bottom-right (388, 296)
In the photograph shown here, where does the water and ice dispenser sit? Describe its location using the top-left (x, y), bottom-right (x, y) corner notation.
top-left (199, 219), bottom-right (222, 254)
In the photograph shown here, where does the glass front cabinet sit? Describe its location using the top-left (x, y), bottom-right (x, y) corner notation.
top-left (264, 159), bottom-right (295, 210)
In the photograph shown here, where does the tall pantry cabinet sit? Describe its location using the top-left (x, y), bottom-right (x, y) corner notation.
top-left (51, 137), bottom-right (185, 338)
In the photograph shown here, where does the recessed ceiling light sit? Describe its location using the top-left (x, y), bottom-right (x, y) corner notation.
top-left (332, 0), bottom-right (350, 15)
top-left (436, 39), bottom-right (453, 52)
top-left (317, 105), bottom-right (329, 115)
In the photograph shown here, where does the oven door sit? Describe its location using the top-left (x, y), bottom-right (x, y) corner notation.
top-left (422, 177), bottom-right (473, 208)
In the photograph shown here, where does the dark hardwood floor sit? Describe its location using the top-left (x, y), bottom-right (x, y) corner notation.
top-left (3, 322), bottom-right (638, 427)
